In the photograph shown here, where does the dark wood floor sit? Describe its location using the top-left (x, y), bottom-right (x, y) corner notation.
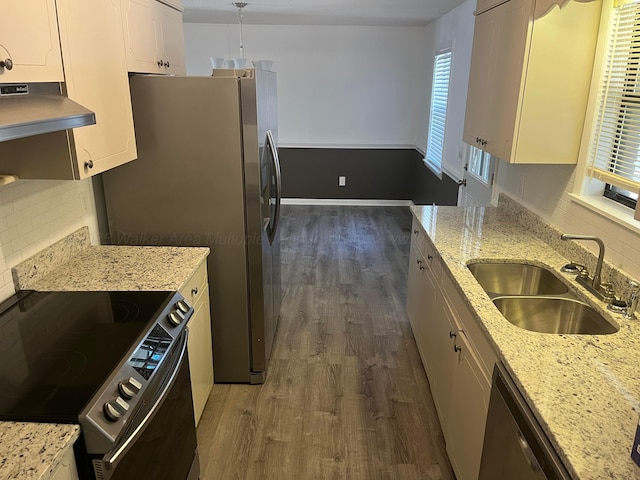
top-left (196, 205), bottom-right (455, 480)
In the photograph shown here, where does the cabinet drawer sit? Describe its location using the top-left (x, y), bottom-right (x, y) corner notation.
top-left (441, 269), bottom-right (497, 380)
top-left (423, 236), bottom-right (442, 280)
top-left (411, 217), bottom-right (427, 257)
top-left (180, 260), bottom-right (208, 307)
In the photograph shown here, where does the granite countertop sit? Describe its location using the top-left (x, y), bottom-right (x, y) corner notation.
top-left (411, 203), bottom-right (640, 480)
top-left (0, 423), bottom-right (80, 480)
top-left (16, 245), bottom-right (210, 291)
top-left (2, 228), bottom-right (210, 480)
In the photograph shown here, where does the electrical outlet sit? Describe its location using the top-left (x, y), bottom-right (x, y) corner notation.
top-left (80, 191), bottom-right (90, 215)
top-left (339, 176), bottom-right (346, 187)
top-left (518, 177), bottom-right (526, 198)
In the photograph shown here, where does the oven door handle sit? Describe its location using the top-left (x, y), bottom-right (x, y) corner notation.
top-left (103, 329), bottom-right (189, 471)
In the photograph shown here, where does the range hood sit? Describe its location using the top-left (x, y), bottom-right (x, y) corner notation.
top-left (0, 83), bottom-right (96, 142)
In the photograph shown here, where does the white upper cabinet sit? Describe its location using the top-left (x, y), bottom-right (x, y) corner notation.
top-left (57, 0), bottom-right (137, 178)
top-left (121, 0), bottom-right (186, 75)
top-left (0, 0), bottom-right (63, 82)
top-left (0, 0), bottom-right (137, 180)
top-left (463, 0), bottom-right (602, 164)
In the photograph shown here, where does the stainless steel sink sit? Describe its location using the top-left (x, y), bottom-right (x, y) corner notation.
top-left (492, 297), bottom-right (619, 335)
top-left (467, 262), bottom-right (569, 296)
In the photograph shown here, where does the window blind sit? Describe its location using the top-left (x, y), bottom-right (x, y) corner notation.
top-left (425, 49), bottom-right (452, 174)
top-left (588, 1), bottom-right (640, 194)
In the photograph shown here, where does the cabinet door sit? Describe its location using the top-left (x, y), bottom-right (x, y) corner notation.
top-left (56, 0), bottom-right (137, 178)
top-left (446, 330), bottom-right (491, 480)
top-left (188, 287), bottom-right (213, 426)
top-left (463, 0), bottom-right (531, 160)
top-left (121, 0), bottom-right (161, 73)
top-left (157, 2), bottom-right (185, 75)
top-left (423, 279), bottom-right (456, 429)
top-left (0, 0), bottom-right (63, 82)
top-left (463, 9), bottom-right (494, 148)
top-left (50, 447), bottom-right (79, 480)
top-left (406, 238), bottom-right (424, 341)
top-left (483, 0), bottom-right (531, 161)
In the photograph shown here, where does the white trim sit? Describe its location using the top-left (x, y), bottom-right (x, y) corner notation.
top-left (281, 198), bottom-right (412, 206)
top-left (415, 145), bottom-right (426, 156)
top-left (568, 193), bottom-right (640, 235)
top-left (422, 157), bottom-right (443, 179)
top-left (278, 143), bottom-right (421, 150)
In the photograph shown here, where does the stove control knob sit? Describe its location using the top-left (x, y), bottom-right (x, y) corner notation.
top-left (103, 397), bottom-right (130, 422)
top-left (167, 310), bottom-right (184, 326)
top-left (176, 300), bottom-right (191, 314)
top-left (118, 377), bottom-right (142, 399)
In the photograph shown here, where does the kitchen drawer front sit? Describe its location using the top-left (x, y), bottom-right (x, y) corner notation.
top-left (411, 218), bottom-right (427, 258)
top-left (180, 260), bottom-right (208, 307)
top-left (441, 269), bottom-right (497, 380)
top-left (423, 235), bottom-right (442, 281)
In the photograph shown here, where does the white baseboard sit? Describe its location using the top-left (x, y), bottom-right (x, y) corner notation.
top-left (281, 198), bottom-right (412, 206)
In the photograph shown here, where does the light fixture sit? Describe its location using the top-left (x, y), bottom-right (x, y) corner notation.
top-left (232, 2), bottom-right (248, 59)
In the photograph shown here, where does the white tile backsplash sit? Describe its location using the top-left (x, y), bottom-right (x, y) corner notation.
top-left (0, 179), bottom-right (99, 302)
top-left (497, 161), bottom-right (640, 280)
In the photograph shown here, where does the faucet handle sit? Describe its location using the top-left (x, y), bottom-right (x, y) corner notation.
top-left (600, 282), bottom-right (616, 303)
top-left (624, 281), bottom-right (640, 319)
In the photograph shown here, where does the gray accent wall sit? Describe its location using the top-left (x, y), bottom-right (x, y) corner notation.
top-left (279, 147), bottom-right (459, 205)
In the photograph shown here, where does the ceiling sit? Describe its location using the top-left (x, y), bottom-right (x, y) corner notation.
top-left (182, 0), bottom-right (470, 27)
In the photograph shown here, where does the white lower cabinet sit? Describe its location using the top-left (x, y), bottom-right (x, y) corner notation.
top-left (179, 260), bottom-right (214, 426)
top-left (50, 447), bottom-right (79, 480)
top-left (406, 220), bottom-right (497, 480)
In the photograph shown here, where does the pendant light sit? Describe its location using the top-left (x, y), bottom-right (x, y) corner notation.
top-left (232, 2), bottom-right (247, 59)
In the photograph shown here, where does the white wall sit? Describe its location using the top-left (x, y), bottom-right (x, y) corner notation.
top-left (0, 180), bottom-right (99, 301)
top-left (184, 24), bottom-right (426, 148)
top-left (418, 0), bottom-right (475, 180)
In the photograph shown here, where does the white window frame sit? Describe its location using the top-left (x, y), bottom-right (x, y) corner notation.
top-left (574, 0), bottom-right (640, 228)
top-left (425, 48), bottom-right (453, 177)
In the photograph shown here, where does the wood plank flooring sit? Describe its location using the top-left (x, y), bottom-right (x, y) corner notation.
top-left (196, 205), bottom-right (455, 480)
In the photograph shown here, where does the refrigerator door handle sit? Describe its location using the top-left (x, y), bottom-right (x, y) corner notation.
top-left (266, 129), bottom-right (282, 244)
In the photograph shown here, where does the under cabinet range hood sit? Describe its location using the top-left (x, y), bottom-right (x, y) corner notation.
top-left (0, 82), bottom-right (96, 142)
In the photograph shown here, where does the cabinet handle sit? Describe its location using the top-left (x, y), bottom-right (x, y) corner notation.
top-left (157, 60), bottom-right (164, 68)
top-left (449, 331), bottom-right (456, 339)
top-left (413, 229), bottom-right (419, 235)
top-left (84, 160), bottom-right (94, 169)
top-left (454, 344), bottom-right (462, 353)
top-left (164, 61), bottom-right (170, 68)
top-left (427, 254), bottom-right (433, 261)
top-left (475, 137), bottom-right (480, 144)
top-left (417, 260), bottom-right (424, 271)
top-left (0, 58), bottom-right (13, 71)
top-left (482, 139), bottom-right (487, 147)
top-left (191, 287), bottom-right (199, 296)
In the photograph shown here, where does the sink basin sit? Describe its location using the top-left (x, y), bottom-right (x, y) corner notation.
top-left (468, 262), bottom-right (569, 296)
top-left (492, 297), bottom-right (619, 335)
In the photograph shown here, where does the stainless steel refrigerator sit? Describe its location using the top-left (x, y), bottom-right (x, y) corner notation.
top-left (100, 70), bottom-right (281, 384)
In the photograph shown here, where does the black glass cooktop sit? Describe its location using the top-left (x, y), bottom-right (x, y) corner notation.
top-left (0, 290), bottom-right (173, 424)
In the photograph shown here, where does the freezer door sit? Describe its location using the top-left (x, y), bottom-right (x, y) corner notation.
top-left (245, 70), bottom-right (281, 377)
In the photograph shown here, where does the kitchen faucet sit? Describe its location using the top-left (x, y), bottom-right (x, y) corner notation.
top-left (560, 234), bottom-right (614, 302)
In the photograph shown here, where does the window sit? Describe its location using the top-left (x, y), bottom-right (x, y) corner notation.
top-left (425, 49), bottom-right (453, 175)
top-left (587, 1), bottom-right (640, 211)
top-left (467, 145), bottom-right (493, 184)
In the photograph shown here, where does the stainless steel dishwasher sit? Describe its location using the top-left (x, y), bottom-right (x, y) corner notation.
top-left (478, 363), bottom-right (571, 480)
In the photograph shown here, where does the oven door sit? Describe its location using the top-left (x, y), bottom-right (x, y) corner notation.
top-left (91, 330), bottom-right (199, 480)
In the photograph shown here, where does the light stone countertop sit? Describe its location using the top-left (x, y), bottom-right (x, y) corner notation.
top-left (411, 203), bottom-right (640, 480)
top-left (0, 423), bottom-right (80, 480)
top-left (17, 245), bottom-right (210, 291)
top-left (2, 233), bottom-right (210, 480)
